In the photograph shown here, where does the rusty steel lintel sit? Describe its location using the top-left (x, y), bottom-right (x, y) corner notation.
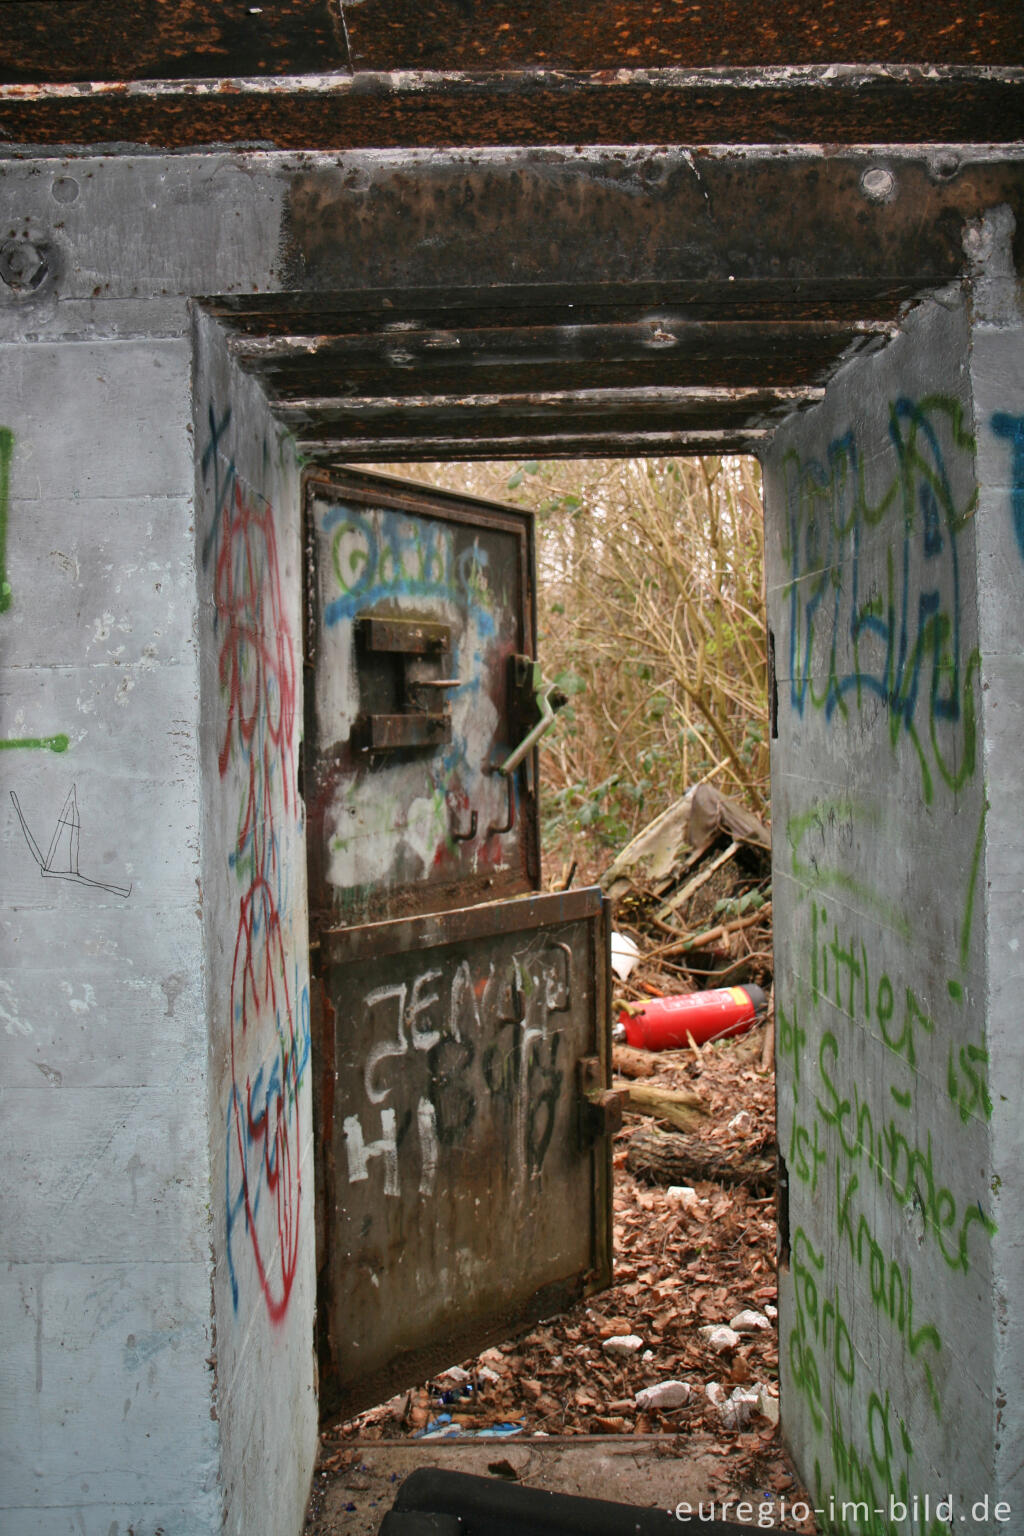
top-left (322, 886), bottom-right (603, 966)
top-left (280, 151), bottom-right (1024, 295)
top-left (204, 276), bottom-right (929, 328)
top-left (226, 316), bottom-right (896, 365)
top-left (298, 433), bottom-right (794, 460)
top-left (302, 435), bottom-right (774, 460)
top-left (276, 386), bottom-right (826, 416)
top-left (1, 66), bottom-right (1023, 150)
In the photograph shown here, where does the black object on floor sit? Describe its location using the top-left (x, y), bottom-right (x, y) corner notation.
top-left (379, 1467), bottom-right (763, 1535)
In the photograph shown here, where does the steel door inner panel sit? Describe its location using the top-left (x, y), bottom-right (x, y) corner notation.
top-left (305, 470), bottom-right (539, 925)
top-left (315, 886), bottom-right (612, 1419)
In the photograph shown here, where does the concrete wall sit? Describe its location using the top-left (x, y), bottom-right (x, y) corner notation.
top-left (765, 287), bottom-right (1011, 1528)
top-left (0, 157), bottom-right (315, 1536)
top-left (0, 327), bottom-right (218, 1527)
top-left (968, 232), bottom-right (1024, 1514)
top-left (193, 312), bottom-right (317, 1536)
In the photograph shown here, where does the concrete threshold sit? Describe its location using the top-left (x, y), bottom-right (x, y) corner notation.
top-left (306, 1434), bottom-right (764, 1534)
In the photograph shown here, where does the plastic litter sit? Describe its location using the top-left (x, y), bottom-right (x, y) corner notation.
top-left (610, 931), bottom-right (641, 981)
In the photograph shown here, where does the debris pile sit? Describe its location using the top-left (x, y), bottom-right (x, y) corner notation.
top-left (603, 782), bottom-right (773, 1003)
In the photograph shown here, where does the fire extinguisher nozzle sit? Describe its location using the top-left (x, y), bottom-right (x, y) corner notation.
top-left (740, 983), bottom-right (768, 1016)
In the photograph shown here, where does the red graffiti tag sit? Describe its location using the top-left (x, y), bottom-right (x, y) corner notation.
top-left (213, 474), bottom-right (305, 1325)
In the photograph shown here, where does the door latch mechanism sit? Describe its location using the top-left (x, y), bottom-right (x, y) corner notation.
top-left (494, 655), bottom-right (568, 777)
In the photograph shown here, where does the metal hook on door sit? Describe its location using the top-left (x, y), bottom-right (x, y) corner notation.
top-left (450, 806), bottom-right (478, 842)
top-left (485, 774), bottom-right (516, 838)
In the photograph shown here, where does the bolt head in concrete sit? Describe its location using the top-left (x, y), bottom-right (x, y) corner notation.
top-left (859, 165), bottom-right (897, 203)
top-left (0, 238), bottom-right (49, 291)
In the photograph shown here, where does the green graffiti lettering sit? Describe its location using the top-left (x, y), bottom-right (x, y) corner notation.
top-left (0, 425), bottom-right (12, 613)
top-left (0, 734), bottom-right (70, 753)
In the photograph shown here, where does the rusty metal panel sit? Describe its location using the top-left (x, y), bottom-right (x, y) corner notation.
top-left (304, 469), bottom-right (539, 925)
top-left (315, 887), bottom-right (613, 1420)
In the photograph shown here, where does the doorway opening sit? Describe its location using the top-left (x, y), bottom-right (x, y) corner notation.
top-left (308, 455), bottom-right (809, 1531)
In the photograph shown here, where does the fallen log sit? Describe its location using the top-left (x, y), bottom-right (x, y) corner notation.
top-left (612, 1079), bottom-right (707, 1133)
top-left (625, 1125), bottom-right (776, 1193)
top-left (611, 1044), bottom-right (661, 1079)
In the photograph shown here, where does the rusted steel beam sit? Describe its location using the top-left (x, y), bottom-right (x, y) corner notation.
top-left (6, 1), bottom-right (1022, 88)
top-left (241, 340), bottom-right (886, 399)
top-left (6, 1), bottom-right (1021, 87)
top-left (1, 68), bottom-right (1022, 151)
top-left (275, 384), bottom-right (825, 419)
top-left (227, 317), bottom-right (895, 369)
top-left (3, 2), bottom-right (347, 85)
top-left (203, 277), bottom-right (929, 329)
top-left (300, 429), bottom-right (772, 460)
top-left (276, 388), bottom-right (821, 455)
top-left (339, 4), bottom-right (1022, 72)
top-left (280, 151), bottom-right (1024, 293)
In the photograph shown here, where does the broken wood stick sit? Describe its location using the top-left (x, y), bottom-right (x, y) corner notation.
top-left (647, 902), bottom-right (772, 960)
top-left (626, 1124), bottom-right (776, 1193)
top-left (612, 1078), bottom-right (707, 1133)
top-left (654, 840), bottom-right (740, 924)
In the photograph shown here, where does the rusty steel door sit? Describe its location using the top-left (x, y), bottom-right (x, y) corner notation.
top-left (304, 469), bottom-right (614, 1420)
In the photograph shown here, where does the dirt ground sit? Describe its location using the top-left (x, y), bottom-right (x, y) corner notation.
top-left (307, 1021), bottom-right (817, 1534)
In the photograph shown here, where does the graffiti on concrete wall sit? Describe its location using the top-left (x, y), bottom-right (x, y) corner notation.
top-left (991, 412), bottom-right (1024, 559)
top-left (10, 784), bottom-right (131, 896)
top-left (0, 427), bottom-right (69, 755)
top-left (780, 396), bottom-right (979, 805)
top-left (776, 389), bottom-right (996, 1531)
top-left (314, 495), bottom-right (520, 902)
top-left (202, 403), bottom-right (309, 1325)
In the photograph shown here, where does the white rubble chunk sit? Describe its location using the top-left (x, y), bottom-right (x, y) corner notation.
top-left (720, 1386), bottom-right (761, 1430)
top-left (635, 1380), bottom-right (691, 1411)
top-left (698, 1324), bottom-right (740, 1352)
top-left (728, 1110), bottom-right (753, 1134)
top-left (757, 1384), bottom-right (780, 1425)
top-left (603, 1334), bottom-right (644, 1357)
top-left (729, 1309), bottom-right (771, 1333)
top-left (666, 1185), bottom-right (703, 1211)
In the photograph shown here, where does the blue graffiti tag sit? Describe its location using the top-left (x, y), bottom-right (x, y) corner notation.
top-left (781, 395), bottom-right (978, 804)
top-left (991, 413), bottom-right (1024, 561)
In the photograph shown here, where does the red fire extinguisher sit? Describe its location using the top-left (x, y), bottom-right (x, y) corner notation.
top-left (617, 983), bottom-right (767, 1051)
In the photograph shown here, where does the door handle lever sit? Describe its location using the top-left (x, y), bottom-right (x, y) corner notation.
top-left (494, 658), bottom-right (568, 777)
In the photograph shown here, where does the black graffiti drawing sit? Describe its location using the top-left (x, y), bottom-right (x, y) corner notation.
top-left (10, 784), bottom-right (132, 897)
